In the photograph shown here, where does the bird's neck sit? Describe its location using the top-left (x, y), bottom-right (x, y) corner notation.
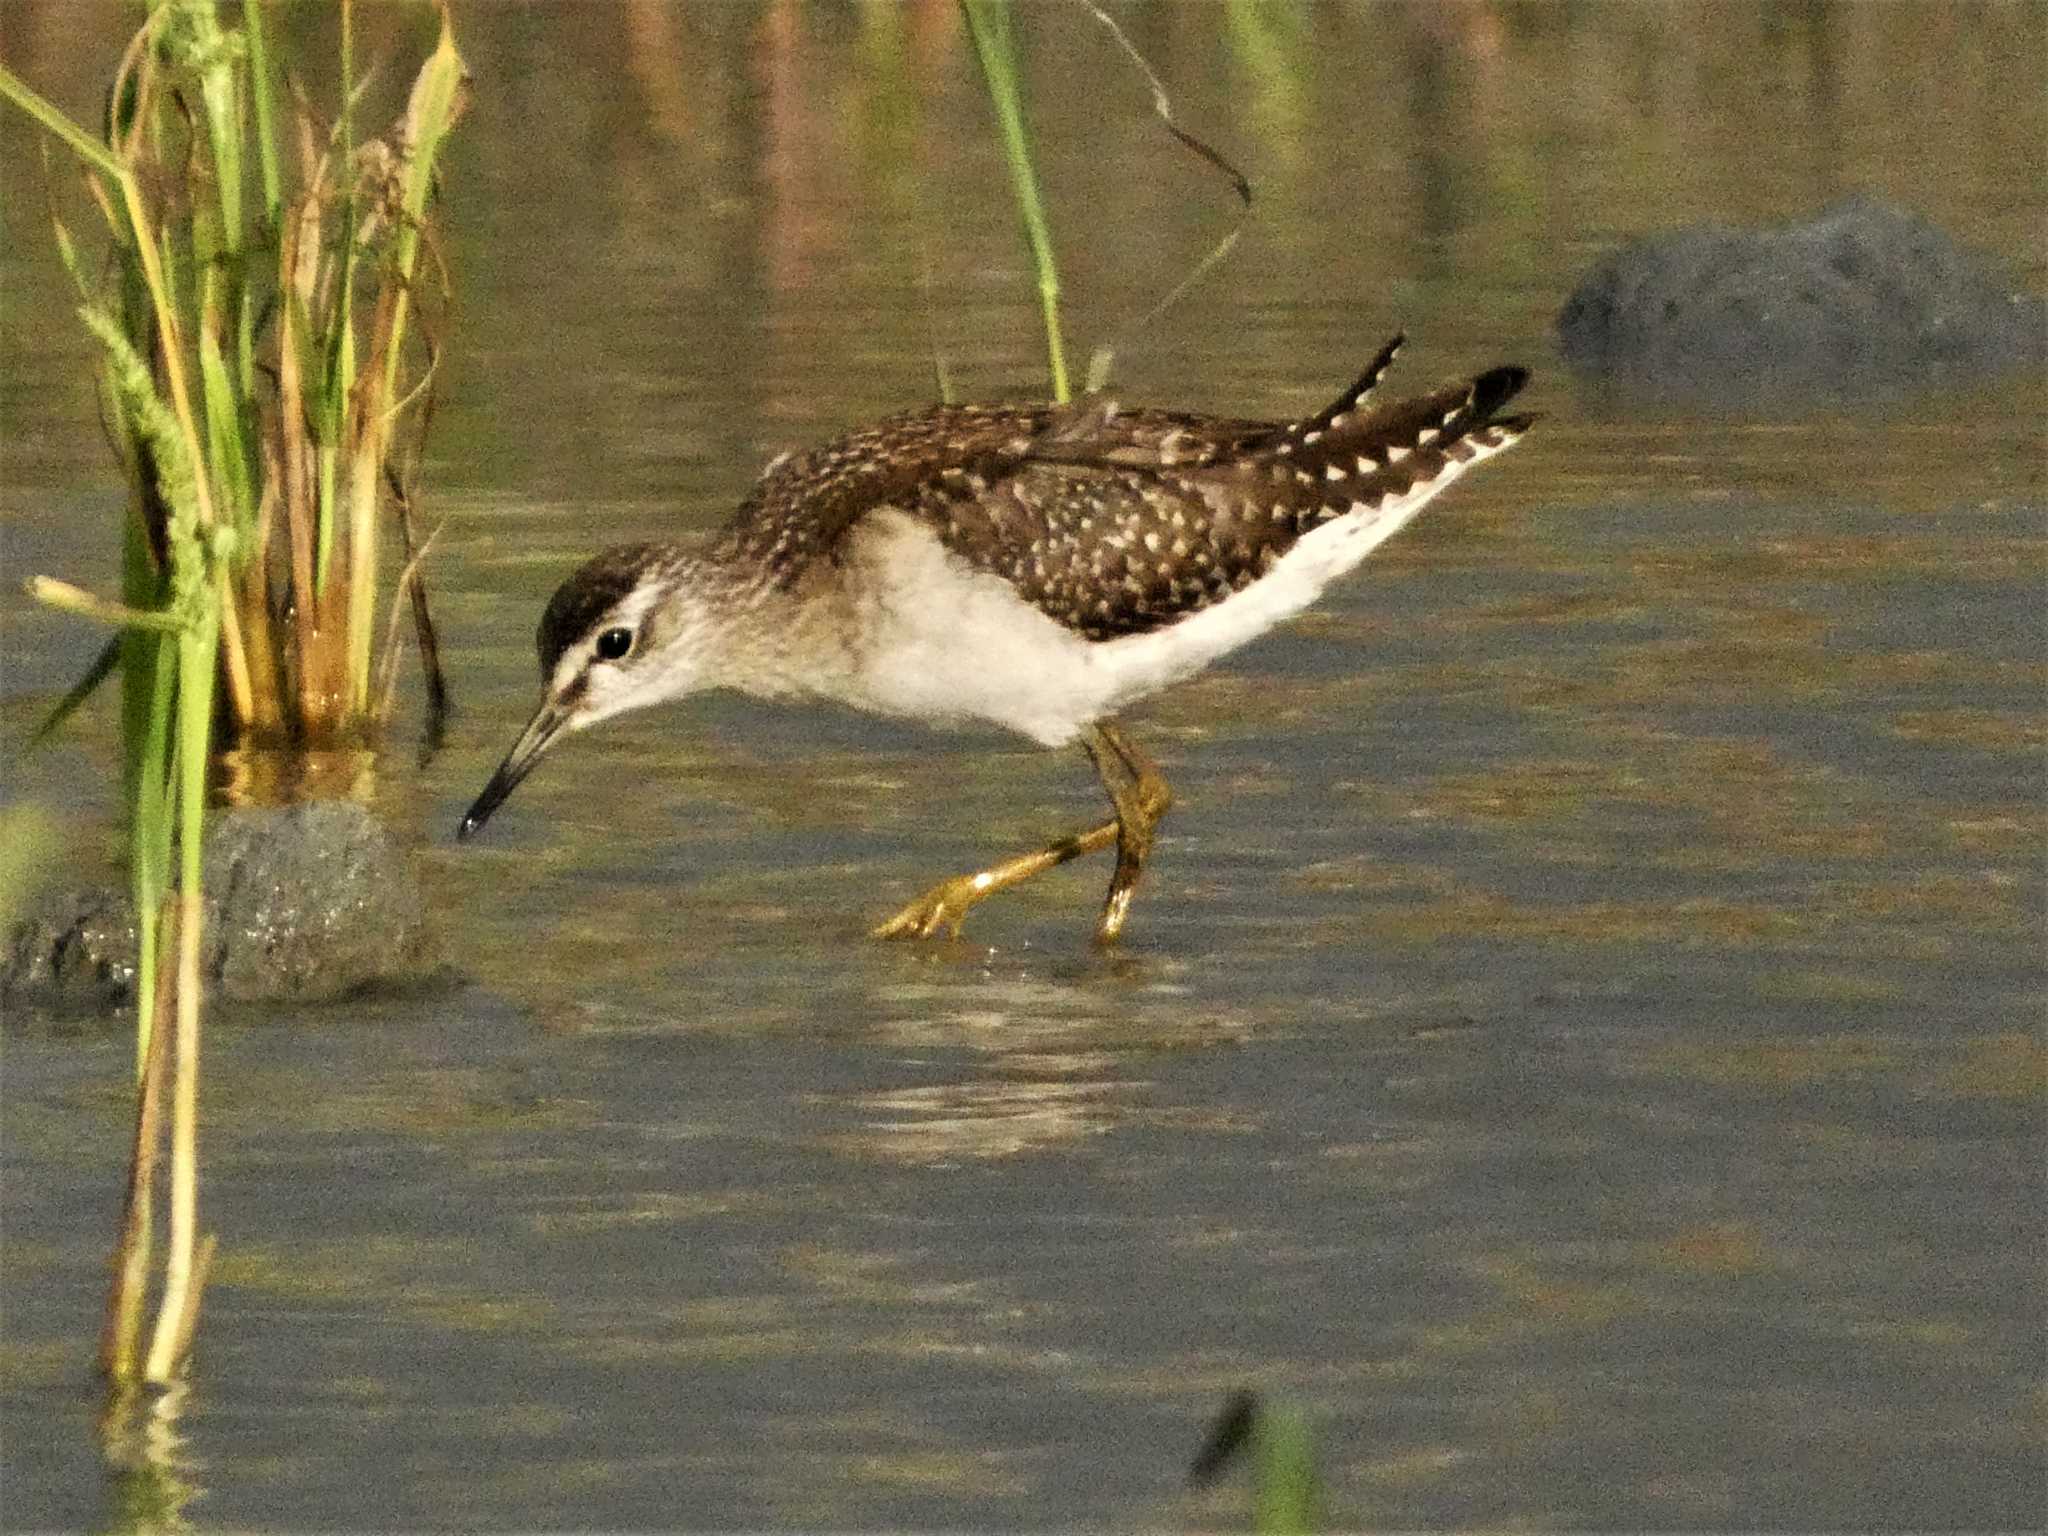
top-left (663, 566), bottom-right (856, 705)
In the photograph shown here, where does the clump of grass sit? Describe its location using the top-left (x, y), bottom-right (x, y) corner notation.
top-left (1, 0), bottom-right (468, 1387)
top-left (11, 1), bottom-right (465, 753)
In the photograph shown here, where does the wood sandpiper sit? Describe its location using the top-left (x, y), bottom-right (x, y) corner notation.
top-left (458, 335), bottom-right (1532, 942)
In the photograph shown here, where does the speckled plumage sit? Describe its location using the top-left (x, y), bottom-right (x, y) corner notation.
top-left (718, 334), bottom-right (1529, 641)
top-left (463, 336), bottom-right (1537, 939)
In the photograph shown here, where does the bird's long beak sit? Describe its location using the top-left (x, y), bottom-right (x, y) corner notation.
top-left (458, 696), bottom-right (570, 841)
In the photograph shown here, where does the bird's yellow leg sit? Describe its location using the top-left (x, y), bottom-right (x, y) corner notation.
top-left (871, 818), bottom-right (1121, 939)
top-left (1089, 721), bottom-right (1174, 944)
top-left (871, 721), bottom-right (1175, 943)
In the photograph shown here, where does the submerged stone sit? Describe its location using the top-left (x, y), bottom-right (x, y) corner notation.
top-left (1555, 195), bottom-right (2046, 405)
top-left (3, 803), bottom-right (443, 1015)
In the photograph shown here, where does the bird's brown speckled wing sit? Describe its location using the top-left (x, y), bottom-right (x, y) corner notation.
top-left (917, 348), bottom-right (1530, 640)
top-left (721, 404), bottom-right (1054, 582)
top-left (721, 337), bottom-right (1530, 641)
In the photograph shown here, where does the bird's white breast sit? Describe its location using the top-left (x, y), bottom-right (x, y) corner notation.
top-left (826, 511), bottom-right (1108, 745)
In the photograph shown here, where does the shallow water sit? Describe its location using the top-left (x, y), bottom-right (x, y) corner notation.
top-left (2, 3), bottom-right (2044, 1528)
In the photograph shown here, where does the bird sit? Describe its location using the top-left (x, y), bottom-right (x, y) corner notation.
top-left (457, 335), bottom-right (1532, 943)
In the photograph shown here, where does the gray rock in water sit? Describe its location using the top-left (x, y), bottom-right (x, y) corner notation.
top-left (3, 803), bottom-right (443, 1014)
top-left (1556, 196), bottom-right (2046, 403)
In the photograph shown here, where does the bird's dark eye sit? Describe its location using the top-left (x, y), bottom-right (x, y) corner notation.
top-left (595, 627), bottom-right (634, 662)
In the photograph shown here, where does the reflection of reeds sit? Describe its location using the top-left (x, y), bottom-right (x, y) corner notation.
top-left (1, 0), bottom-right (467, 1388)
top-left (100, 1375), bottom-right (205, 1529)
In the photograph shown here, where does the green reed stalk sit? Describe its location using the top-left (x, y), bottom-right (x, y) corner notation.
top-left (143, 606), bottom-right (220, 1381)
top-left (317, 0), bottom-right (357, 597)
top-left (61, 292), bottom-right (223, 1382)
top-left (243, 0), bottom-right (282, 226)
top-left (126, 640), bottom-right (177, 1073)
top-left (959, 0), bottom-right (1071, 402)
top-left (1249, 1402), bottom-right (1320, 1533)
top-left (100, 955), bottom-right (167, 1383)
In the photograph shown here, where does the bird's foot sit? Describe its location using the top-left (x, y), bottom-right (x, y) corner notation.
top-left (871, 872), bottom-right (996, 940)
top-left (872, 819), bottom-right (1121, 941)
top-left (1093, 884), bottom-right (1136, 946)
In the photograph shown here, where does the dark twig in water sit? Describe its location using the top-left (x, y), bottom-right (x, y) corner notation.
top-left (27, 632), bottom-right (122, 749)
top-left (381, 459), bottom-right (451, 755)
top-left (1189, 1388), bottom-right (1261, 1485)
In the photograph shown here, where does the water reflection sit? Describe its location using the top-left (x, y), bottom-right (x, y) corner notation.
top-left (803, 967), bottom-right (1274, 1163)
top-left (817, 1077), bottom-right (1126, 1165)
top-left (211, 743), bottom-right (379, 808)
top-left (99, 1381), bottom-right (203, 1534)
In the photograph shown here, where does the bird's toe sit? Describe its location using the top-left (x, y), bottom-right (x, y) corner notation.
top-left (871, 879), bottom-right (977, 941)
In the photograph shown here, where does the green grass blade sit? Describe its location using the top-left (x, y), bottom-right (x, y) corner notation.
top-left (339, 0), bottom-right (354, 190)
top-left (0, 60), bottom-right (129, 183)
top-left (1251, 1404), bottom-right (1320, 1533)
top-left (242, 0), bottom-right (283, 223)
top-left (40, 152), bottom-right (102, 300)
top-left (26, 633), bottom-right (124, 749)
top-left (198, 278), bottom-right (257, 540)
top-left (80, 302), bottom-right (219, 1023)
top-left (143, 607), bottom-right (219, 1382)
top-left (324, 0), bottom-right (358, 590)
top-left (176, 0), bottom-right (245, 247)
top-left (347, 7), bottom-right (468, 708)
top-left (958, 0), bottom-right (1069, 402)
top-left (317, 268), bottom-right (354, 591)
top-left (0, 807), bottom-right (63, 931)
top-left (377, 8), bottom-right (468, 405)
top-left (1189, 1391), bottom-right (1324, 1534)
top-left (119, 461), bottom-right (161, 766)
top-left (127, 627), bottom-right (177, 1074)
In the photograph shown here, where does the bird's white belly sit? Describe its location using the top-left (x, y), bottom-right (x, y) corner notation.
top-left (832, 513), bottom-right (1113, 745)
top-left (827, 495), bottom-right (1438, 747)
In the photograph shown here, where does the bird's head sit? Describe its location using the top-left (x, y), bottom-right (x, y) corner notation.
top-left (458, 543), bottom-right (713, 840)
